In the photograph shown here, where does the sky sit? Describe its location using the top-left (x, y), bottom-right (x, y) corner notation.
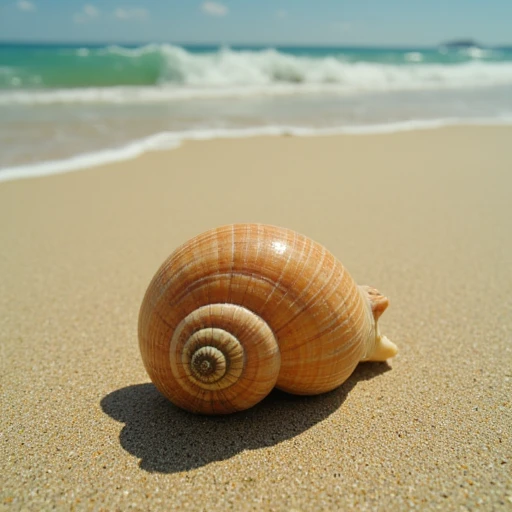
top-left (0, 0), bottom-right (511, 47)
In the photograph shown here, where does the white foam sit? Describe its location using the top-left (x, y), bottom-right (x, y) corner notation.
top-left (2, 57), bottom-right (512, 105)
top-left (405, 52), bottom-right (423, 62)
top-left (460, 47), bottom-right (495, 59)
top-left (1, 117), bottom-right (512, 183)
top-left (0, 134), bottom-right (181, 183)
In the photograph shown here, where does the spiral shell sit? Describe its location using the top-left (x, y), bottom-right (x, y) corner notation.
top-left (138, 224), bottom-right (397, 414)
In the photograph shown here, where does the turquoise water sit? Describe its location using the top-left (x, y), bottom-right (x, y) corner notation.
top-left (1, 42), bottom-right (511, 179)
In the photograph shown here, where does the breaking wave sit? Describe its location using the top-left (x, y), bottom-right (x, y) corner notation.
top-left (1, 44), bottom-right (512, 104)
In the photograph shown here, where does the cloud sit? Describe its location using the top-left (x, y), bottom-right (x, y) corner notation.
top-left (201, 2), bottom-right (228, 17)
top-left (73, 4), bottom-right (99, 23)
top-left (276, 9), bottom-right (288, 19)
top-left (114, 7), bottom-right (149, 21)
top-left (84, 4), bottom-right (98, 17)
top-left (16, 0), bottom-right (36, 11)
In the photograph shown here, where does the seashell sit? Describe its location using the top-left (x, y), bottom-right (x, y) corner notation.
top-left (138, 224), bottom-right (397, 415)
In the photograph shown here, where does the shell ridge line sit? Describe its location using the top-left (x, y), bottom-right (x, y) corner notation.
top-left (151, 230), bottom-right (309, 330)
top-left (315, 295), bottom-right (365, 353)
top-left (149, 256), bottom-right (206, 325)
top-left (331, 280), bottom-right (367, 339)
top-left (301, 280), bottom-right (361, 345)
top-left (153, 307), bottom-right (175, 330)
top-left (147, 224), bottom-right (290, 309)
top-left (323, 297), bottom-right (368, 354)
top-left (188, 235), bottom-right (219, 319)
top-left (327, 258), bottom-right (356, 329)
top-left (294, 288), bottom-right (366, 355)
top-left (170, 229), bottom-right (220, 262)
top-left (163, 230), bottom-right (222, 308)
top-left (281, 259), bottom-right (356, 347)
top-left (259, 229), bottom-right (298, 317)
top-left (205, 230), bottom-right (219, 309)
top-left (239, 224), bottom-right (259, 308)
top-left (150, 230), bottom-right (221, 305)
top-left (292, 260), bottom-right (354, 343)
top-left (239, 313), bottom-right (272, 343)
top-left (274, 244), bottom-right (327, 335)
top-left (331, 341), bottom-right (362, 380)
top-left (263, 235), bottom-right (314, 329)
top-left (284, 241), bottom-right (326, 310)
top-left (226, 224), bottom-right (236, 305)
top-left (167, 271), bottom-right (295, 314)
top-left (216, 304), bottom-right (280, 358)
top-left (172, 303), bottom-right (278, 349)
top-left (278, 250), bottom-right (339, 335)
top-left (210, 387), bottom-right (231, 410)
top-left (232, 305), bottom-right (281, 361)
top-left (302, 341), bottom-right (361, 390)
top-left (229, 304), bottom-right (242, 347)
top-left (209, 228), bottom-right (232, 305)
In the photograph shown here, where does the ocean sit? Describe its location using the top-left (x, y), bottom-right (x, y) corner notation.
top-left (1, 42), bottom-right (512, 181)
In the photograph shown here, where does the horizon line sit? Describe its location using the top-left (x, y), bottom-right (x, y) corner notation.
top-left (1, 39), bottom-right (511, 49)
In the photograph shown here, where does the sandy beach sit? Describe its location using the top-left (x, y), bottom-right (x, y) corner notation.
top-left (1, 126), bottom-right (511, 510)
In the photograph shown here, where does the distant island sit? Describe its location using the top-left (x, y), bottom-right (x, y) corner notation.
top-left (439, 39), bottom-right (482, 49)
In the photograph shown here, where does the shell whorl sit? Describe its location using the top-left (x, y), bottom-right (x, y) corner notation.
top-left (138, 223), bottom-right (391, 414)
top-left (167, 304), bottom-right (280, 414)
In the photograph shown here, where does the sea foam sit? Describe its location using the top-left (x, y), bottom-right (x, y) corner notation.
top-left (1, 117), bottom-right (511, 183)
top-left (1, 43), bottom-right (512, 104)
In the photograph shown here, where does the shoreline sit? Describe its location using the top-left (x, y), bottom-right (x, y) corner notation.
top-left (1, 116), bottom-right (512, 183)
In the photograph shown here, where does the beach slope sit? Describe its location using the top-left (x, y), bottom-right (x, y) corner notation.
top-left (1, 127), bottom-right (511, 510)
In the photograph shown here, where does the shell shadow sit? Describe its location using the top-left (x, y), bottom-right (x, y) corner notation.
top-left (100, 362), bottom-right (390, 473)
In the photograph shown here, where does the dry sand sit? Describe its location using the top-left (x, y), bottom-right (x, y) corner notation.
top-left (1, 126), bottom-right (511, 511)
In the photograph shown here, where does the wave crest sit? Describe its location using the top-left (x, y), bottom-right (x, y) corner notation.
top-left (1, 43), bottom-right (512, 101)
